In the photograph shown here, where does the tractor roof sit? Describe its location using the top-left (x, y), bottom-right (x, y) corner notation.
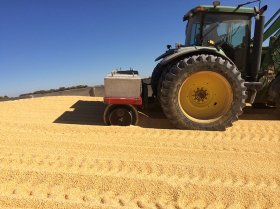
top-left (183, 5), bottom-right (255, 21)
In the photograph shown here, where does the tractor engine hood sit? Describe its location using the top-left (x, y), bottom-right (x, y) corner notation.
top-left (155, 46), bottom-right (231, 65)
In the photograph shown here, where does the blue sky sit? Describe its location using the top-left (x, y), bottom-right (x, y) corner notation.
top-left (0, 0), bottom-right (278, 96)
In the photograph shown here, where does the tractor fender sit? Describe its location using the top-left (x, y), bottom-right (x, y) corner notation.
top-left (155, 46), bottom-right (233, 66)
top-left (151, 46), bottom-right (235, 97)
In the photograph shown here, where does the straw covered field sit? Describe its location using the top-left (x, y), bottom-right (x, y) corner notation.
top-left (0, 96), bottom-right (279, 209)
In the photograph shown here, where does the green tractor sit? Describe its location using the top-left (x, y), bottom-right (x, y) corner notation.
top-left (150, 1), bottom-right (280, 130)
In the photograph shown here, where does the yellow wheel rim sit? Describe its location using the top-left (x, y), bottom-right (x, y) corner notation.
top-left (178, 71), bottom-right (233, 123)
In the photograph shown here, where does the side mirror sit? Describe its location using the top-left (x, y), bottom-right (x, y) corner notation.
top-left (254, 5), bottom-right (268, 20)
top-left (254, 6), bottom-right (259, 15)
top-left (259, 5), bottom-right (268, 15)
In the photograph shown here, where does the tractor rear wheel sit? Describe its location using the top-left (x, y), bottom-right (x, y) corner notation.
top-left (158, 54), bottom-right (247, 130)
top-left (151, 63), bottom-right (162, 96)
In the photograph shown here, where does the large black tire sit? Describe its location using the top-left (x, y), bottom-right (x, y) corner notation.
top-left (158, 54), bottom-right (247, 130)
top-left (151, 63), bottom-right (163, 96)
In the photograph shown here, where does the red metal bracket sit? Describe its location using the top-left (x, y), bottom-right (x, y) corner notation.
top-left (104, 97), bottom-right (142, 106)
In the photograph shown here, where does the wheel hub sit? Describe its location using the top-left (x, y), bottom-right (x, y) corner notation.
top-left (109, 108), bottom-right (133, 126)
top-left (193, 88), bottom-right (208, 103)
top-left (178, 71), bottom-right (233, 121)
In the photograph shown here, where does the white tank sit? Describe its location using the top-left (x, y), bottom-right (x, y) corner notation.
top-left (104, 70), bottom-right (142, 98)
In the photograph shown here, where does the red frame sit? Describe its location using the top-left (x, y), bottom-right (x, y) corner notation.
top-left (104, 97), bottom-right (142, 106)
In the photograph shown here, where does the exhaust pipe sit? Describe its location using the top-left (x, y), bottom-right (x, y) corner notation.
top-left (249, 15), bottom-right (265, 82)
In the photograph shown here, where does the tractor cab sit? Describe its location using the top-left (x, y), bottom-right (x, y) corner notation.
top-left (184, 5), bottom-right (255, 76)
